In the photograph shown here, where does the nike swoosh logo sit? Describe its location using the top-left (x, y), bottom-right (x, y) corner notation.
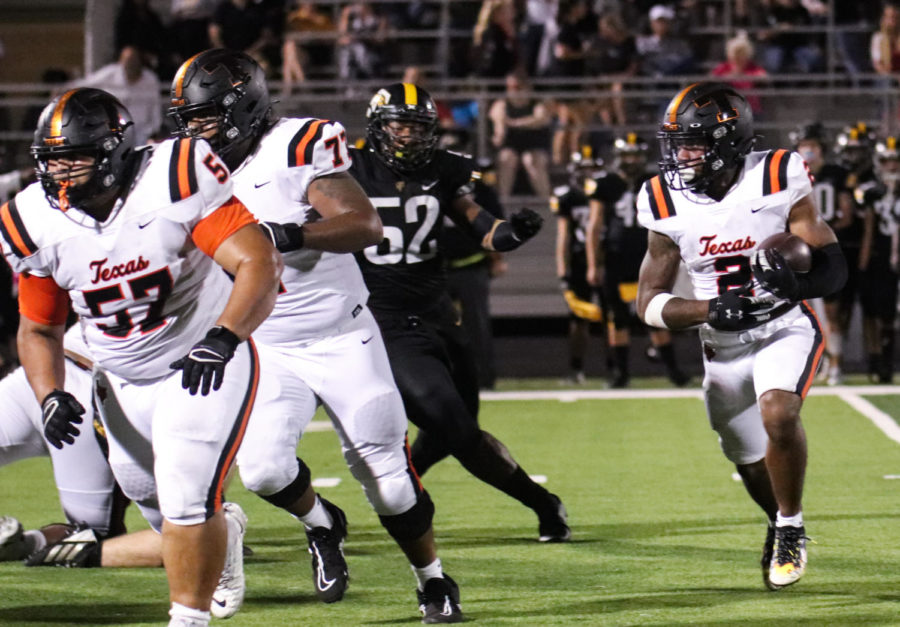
top-left (750, 206), bottom-right (766, 213)
top-left (361, 336), bottom-right (374, 345)
top-left (213, 598), bottom-right (227, 607)
top-left (422, 181), bottom-right (438, 190)
top-left (138, 219), bottom-right (155, 229)
top-left (254, 181), bottom-right (271, 189)
top-left (313, 546), bottom-right (336, 590)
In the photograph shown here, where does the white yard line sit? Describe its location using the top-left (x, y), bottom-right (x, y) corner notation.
top-left (836, 392), bottom-right (900, 446)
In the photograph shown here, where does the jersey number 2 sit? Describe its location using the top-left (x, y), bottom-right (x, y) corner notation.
top-left (714, 255), bottom-right (752, 294)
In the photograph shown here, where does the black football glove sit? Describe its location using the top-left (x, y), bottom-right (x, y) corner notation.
top-left (707, 283), bottom-right (776, 332)
top-left (751, 248), bottom-right (800, 300)
top-left (42, 390), bottom-right (85, 449)
top-left (259, 221), bottom-right (305, 253)
top-left (170, 326), bottom-right (241, 396)
top-left (509, 208), bottom-right (543, 242)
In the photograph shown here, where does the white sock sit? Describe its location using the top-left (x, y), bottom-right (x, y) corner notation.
top-left (24, 530), bottom-right (45, 554)
top-left (168, 602), bottom-right (210, 626)
top-left (299, 495), bottom-right (333, 531)
top-left (776, 511), bottom-right (804, 528)
top-left (829, 333), bottom-right (842, 359)
top-left (412, 557), bottom-right (443, 591)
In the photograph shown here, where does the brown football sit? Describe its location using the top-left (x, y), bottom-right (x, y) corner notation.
top-left (757, 232), bottom-right (812, 273)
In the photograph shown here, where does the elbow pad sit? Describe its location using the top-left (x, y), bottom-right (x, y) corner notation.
top-left (796, 242), bottom-right (847, 299)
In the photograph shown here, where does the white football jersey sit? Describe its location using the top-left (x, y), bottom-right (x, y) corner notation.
top-left (231, 117), bottom-right (369, 347)
top-left (1, 138), bottom-right (245, 381)
top-left (636, 149), bottom-right (813, 303)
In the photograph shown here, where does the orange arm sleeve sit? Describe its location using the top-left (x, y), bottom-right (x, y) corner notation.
top-left (19, 273), bottom-right (69, 326)
top-left (191, 196), bottom-right (258, 258)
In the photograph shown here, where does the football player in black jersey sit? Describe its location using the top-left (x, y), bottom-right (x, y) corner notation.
top-left (855, 134), bottom-right (900, 383)
top-left (553, 148), bottom-right (605, 384)
top-left (586, 134), bottom-right (689, 388)
top-left (790, 123), bottom-right (857, 385)
top-left (349, 82), bottom-right (570, 542)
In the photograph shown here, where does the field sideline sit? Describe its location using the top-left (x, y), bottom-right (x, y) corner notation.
top-left (2, 383), bottom-right (900, 626)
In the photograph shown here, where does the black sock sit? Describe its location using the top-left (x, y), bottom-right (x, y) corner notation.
top-left (570, 356), bottom-right (583, 371)
top-left (656, 342), bottom-right (677, 370)
top-left (499, 466), bottom-right (554, 513)
top-left (614, 346), bottom-right (629, 375)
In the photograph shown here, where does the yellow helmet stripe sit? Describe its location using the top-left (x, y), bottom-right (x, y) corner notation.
top-left (402, 83), bottom-right (418, 106)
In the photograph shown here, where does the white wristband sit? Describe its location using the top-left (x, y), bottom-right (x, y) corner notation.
top-left (643, 292), bottom-right (676, 329)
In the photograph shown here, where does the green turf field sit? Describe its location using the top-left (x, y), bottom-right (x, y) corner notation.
top-left (2, 385), bottom-right (900, 626)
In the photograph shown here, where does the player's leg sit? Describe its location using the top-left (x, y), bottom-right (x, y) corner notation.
top-left (649, 328), bottom-right (691, 386)
top-left (496, 147), bottom-right (520, 200)
top-left (603, 272), bottom-right (632, 388)
top-left (153, 341), bottom-right (259, 623)
top-left (753, 306), bottom-right (824, 589)
top-left (560, 258), bottom-right (599, 384)
top-left (235, 344), bottom-right (347, 603)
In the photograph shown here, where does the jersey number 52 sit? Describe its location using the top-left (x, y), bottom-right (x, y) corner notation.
top-left (364, 196), bottom-right (440, 265)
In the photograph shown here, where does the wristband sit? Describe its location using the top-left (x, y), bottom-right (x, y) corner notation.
top-left (643, 292), bottom-right (676, 329)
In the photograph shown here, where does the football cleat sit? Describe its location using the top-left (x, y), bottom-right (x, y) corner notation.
top-left (768, 524), bottom-right (808, 589)
top-left (0, 516), bottom-right (28, 561)
top-left (305, 497), bottom-right (349, 603)
top-left (417, 574), bottom-right (463, 624)
top-left (826, 364), bottom-right (843, 386)
top-left (25, 524), bottom-right (99, 567)
top-left (538, 494), bottom-right (571, 543)
top-left (211, 502), bottom-right (248, 619)
top-left (760, 522), bottom-right (776, 590)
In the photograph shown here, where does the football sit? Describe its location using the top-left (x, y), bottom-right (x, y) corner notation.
top-left (756, 232), bottom-right (812, 273)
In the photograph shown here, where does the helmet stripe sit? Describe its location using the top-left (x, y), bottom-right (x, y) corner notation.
top-left (402, 83), bottom-right (418, 106)
top-left (666, 83), bottom-right (700, 126)
top-left (172, 51), bottom-right (204, 101)
top-left (50, 89), bottom-right (77, 140)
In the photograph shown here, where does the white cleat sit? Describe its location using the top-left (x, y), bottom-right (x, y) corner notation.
top-left (0, 516), bottom-right (27, 561)
top-left (768, 525), bottom-right (808, 589)
top-left (211, 503), bottom-right (248, 619)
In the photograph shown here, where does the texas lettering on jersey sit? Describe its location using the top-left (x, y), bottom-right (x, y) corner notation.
top-left (0, 137), bottom-right (250, 381)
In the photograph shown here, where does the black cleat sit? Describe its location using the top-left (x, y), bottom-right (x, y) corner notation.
top-left (25, 524), bottom-right (99, 567)
top-left (305, 497), bottom-right (349, 603)
top-left (668, 369), bottom-right (691, 387)
top-left (761, 522), bottom-right (777, 590)
top-left (417, 574), bottom-right (463, 624)
top-left (537, 493), bottom-right (571, 543)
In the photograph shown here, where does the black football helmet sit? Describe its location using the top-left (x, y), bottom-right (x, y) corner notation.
top-left (834, 122), bottom-right (876, 173)
top-left (366, 83), bottom-right (439, 172)
top-left (30, 88), bottom-right (136, 212)
top-left (874, 135), bottom-right (900, 184)
top-left (613, 132), bottom-right (649, 180)
top-left (657, 82), bottom-right (756, 193)
top-left (566, 145), bottom-right (602, 187)
top-left (168, 48), bottom-right (272, 169)
top-left (789, 122), bottom-right (827, 150)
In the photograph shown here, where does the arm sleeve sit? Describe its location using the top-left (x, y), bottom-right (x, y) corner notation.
top-left (191, 196), bottom-right (259, 258)
top-left (19, 273), bottom-right (69, 325)
top-left (797, 242), bottom-right (847, 299)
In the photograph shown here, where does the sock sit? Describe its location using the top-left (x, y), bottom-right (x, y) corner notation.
top-left (23, 530), bottom-right (45, 554)
top-left (298, 495), bottom-right (333, 531)
top-left (500, 466), bottom-right (553, 512)
top-left (829, 332), bottom-right (842, 360)
top-left (655, 342), bottom-right (681, 375)
top-left (776, 511), bottom-right (803, 528)
top-left (168, 602), bottom-right (210, 626)
top-left (613, 346), bottom-right (629, 375)
top-left (412, 557), bottom-right (443, 591)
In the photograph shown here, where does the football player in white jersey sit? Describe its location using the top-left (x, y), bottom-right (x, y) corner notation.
top-left (1, 87), bottom-right (282, 627)
top-left (634, 82), bottom-right (847, 590)
top-left (168, 49), bottom-right (463, 623)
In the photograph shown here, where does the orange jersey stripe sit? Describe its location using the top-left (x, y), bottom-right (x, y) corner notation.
top-left (294, 119), bottom-right (325, 166)
top-left (212, 341), bottom-right (259, 512)
top-left (768, 150), bottom-right (786, 193)
top-left (19, 273), bottom-right (69, 326)
top-left (177, 138), bottom-right (193, 199)
top-left (191, 196), bottom-right (258, 257)
top-left (0, 203), bottom-right (35, 257)
top-left (650, 177), bottom-right (671, 219)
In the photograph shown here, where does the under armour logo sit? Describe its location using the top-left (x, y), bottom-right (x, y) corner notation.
top-left (725, 309), bottom-right (742, 320)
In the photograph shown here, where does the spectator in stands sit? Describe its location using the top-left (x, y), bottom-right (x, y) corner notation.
top-left (756, 0), bottom-right (824, 75)
top-left (489, 71), bottom-right (553, 201)
top-left (711, 31), bottom-right (768, 114)
top-left (115, 0), bottom-right (173, 78)
top-left (521, 0), bottom-right (557, 76)
top-left (833, 3), bottom-right (877, 84)
top-left (209, 0), bottom-right (284, 75)
top-left (636, 4), bottom-right (695, 78)
top-left (472, 0), bottom-right (520, 79)
top-left (281, 2), bottom-right (336, 95)
top-left (550, 0), bottom-right (595, 164)
top-left (586, 11), bottom-right (639, 126)
top-left (71, 46), bottom-right (161, 145)
top-left (170, 0), bottom-right (215, 63)
top-left (871, 3), bottom-right (900, 76)
top-left (336, 2), bottom-right (388, 84)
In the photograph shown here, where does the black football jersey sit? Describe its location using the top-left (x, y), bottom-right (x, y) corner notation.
top-left (349, 146), bottom-right (476, 313)
top-left (811, 162), bottom-right (861, 246)
top-left (550, 183), bottom-right (590, 260)
top-left (588, 170), bottom-right (649, 255)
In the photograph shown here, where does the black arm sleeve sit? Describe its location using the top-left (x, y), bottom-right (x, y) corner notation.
top-left (469, 208), bottom-right (522, 252)
top-left (796, 242), bottom-right (847, 299)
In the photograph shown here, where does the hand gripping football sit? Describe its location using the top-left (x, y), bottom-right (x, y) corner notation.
top-left (756, 232), bottom-right (812, 273)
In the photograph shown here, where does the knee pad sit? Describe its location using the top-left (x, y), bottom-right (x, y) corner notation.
top-left (378, 490), bottom-right (434, 542)
top-left (239, 448), bottom-right (309, 497)
top-left (256, 458), bottom-right (312, 509)
top-left (346, 441), bottom-right (419, 516)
